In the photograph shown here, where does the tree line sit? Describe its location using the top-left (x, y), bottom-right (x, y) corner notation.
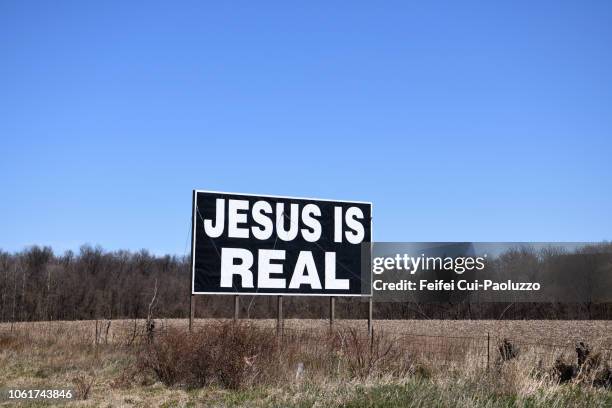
top-left (0, 245), bottom-right (610, 322)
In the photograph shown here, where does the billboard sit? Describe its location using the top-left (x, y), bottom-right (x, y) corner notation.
top-left (191, 190), bottom-right (372, 296)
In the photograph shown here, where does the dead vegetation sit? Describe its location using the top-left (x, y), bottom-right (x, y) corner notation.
top-left (0, 319), bottom-right (610, 407)
top-left (551, 341), bottom-right (612, 388)
top-left (137, 323), bottom-right (278, 389)
top-left (72, 373), bottom-right (95, 400)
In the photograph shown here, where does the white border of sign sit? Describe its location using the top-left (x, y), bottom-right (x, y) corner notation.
top-left (191, 190), bottom-right (373, 296)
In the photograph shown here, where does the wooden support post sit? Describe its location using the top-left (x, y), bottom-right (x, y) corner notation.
top-left (329, 296), bottom-right (335, 330)
top-left (277, 295), bottom-right (283, 337)
top-left (189, 295), bottom-right (195, 332)
top-left (370, 325), bottom-right (375, 352)
top-left (487, 332), bottom-right (490, 371)
top-left (234, 295), bottom-right (239, 322)
top-left (367, 296), bottom-right (373, 337)
top-left (189, 190), bottom-right (196, 333)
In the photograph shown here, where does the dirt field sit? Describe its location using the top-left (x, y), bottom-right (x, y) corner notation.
top-left (4, 318), bottom-right (609, 342)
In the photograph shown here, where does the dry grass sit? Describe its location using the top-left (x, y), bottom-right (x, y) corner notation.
top-left (0, 319), bottom-right (610, 407)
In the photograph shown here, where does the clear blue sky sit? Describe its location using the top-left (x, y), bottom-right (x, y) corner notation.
top-left (1, 1), bottom-right (611, 255)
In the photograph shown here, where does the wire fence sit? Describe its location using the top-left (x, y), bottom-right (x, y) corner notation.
top-left (2, 319), bottom-right (611, 371)
top-left (271, 325), bottom-right (612, 370)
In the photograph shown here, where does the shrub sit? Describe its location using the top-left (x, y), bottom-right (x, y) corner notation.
top-left (138, 322), bottom-right (278, 389)
top-left (551, 341), bottom-right (612, 389)
top-left (0, 331), bottom-right (29, 351)
top-left (334, 327), bottom-right (401, 379)
top-left (72, 373), bottom-right (94, 400)
top-left (498, 339), bottom-right (519, 361)
top-left (553, 358), bottom-right (576, 383)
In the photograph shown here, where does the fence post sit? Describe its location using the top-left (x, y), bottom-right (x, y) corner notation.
top-left (329, 296), bottom-right (335, 330)
top-left (189, 295), bottom-right (195, 332)
top-left (367, 296), bottom-right (373, 337)
top-left (94, 319), bottom-right (99, 358)
top-left (487, 332), bottom-right (490, 372)
top-left (277, 295), bottom-right (283, 337)
top-left (234, 295), bottom-right (239, 323)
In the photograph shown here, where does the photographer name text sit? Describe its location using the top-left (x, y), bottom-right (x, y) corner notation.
top-left (373, 279), bottom-right (541, 292)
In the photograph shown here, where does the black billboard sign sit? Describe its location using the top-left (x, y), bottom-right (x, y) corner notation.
top-left (191, 191), bottom-right (372, 296)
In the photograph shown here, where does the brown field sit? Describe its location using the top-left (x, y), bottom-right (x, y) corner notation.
top-left (5, 318), bottom-right (608, 343)
top-left (0, 319), bottom-right (611, 407)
